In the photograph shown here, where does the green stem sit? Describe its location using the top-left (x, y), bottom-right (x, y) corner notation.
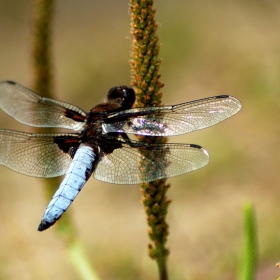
top-left (32, 0), bottom-right (54, 97)
top-left (239, 201), bottom-right (258, 280)
top-left (68, 241), bottom-right (102, 280)
top-left (157, 245), bottom-right (168, 280)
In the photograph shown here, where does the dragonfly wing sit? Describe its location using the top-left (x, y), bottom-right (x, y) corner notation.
top-left (0, 81), bottom-right (86, 130)
top-left (94, 141), bottom-right (209, 184)
top-left (103, 95), bottom-right (242, 136)
top-left (0, 129), bottom-right (79, 177)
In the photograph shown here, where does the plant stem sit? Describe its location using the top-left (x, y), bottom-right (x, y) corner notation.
top-left (31, 0), bottom-right (75, 237)
top-left (32, 0), bottom-right (54, 97)
top-left (130, 1), bottom-right (170, 279)
top-left (31, 1), bottom-right (100, 279)
top-left (239, 201), bottom-right (258, 280)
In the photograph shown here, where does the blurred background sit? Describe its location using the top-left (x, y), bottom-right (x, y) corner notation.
top-left (0, 0), bottom-right (280, 279)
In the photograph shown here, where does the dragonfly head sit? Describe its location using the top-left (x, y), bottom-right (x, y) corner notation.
top-left (107, 86), bottom-right (135, 110)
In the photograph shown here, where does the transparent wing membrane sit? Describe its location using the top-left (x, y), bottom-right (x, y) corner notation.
top-left (103, 95), bottom-right (242, 136)
top-left (0, 81), bottom-right (86, 130)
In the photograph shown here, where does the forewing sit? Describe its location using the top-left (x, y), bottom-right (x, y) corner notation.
top-left (0, 130), bottom-right (79, 177)
top-left (103, 95), bottom-right (242, 136)
top-left (94, 142), bottom-right (209, 184)
top-left (0, 81), bottom-right (86, 130)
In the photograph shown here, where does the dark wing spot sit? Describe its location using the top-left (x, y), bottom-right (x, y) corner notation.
top-left (53, 136), bottom-right (80, 158)
top-left (6, 80), bottom-right (16, 85)
top-left (64, 108), bottom-right (86, 122)
top-left (215, 95), bottom-right (229, 99)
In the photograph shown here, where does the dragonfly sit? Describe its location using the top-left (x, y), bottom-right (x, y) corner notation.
top-left (0, 80), bottom-right (242, 231)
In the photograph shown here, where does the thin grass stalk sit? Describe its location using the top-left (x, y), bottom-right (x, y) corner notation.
top-left (130, 1), bottom-right (170, 279)
top-left (239, 201), bottom-right (257, 280)
top-left (31, 1), bottom-right (100, 279)
top-left (31, 0), bottom-right (75, 240)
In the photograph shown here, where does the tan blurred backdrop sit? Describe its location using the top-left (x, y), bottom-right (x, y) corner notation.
top-left (0, 0), bottom-right (279, 279)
